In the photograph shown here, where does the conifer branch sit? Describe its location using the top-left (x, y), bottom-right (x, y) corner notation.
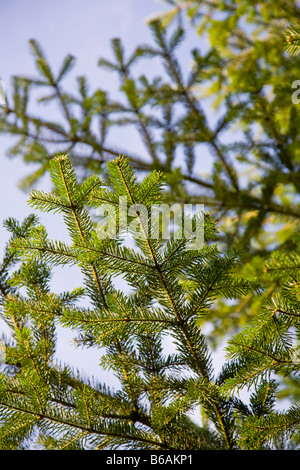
top-left (1, 155), bottom-right (299, 449)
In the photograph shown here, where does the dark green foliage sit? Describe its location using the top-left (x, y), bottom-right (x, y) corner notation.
top-left (0, 156), bottom-right (299, 449)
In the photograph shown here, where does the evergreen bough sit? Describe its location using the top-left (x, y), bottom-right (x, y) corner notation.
top-left (0, 155), bottom-right (299, 450)
top-left (1, 11), bottom-right (300, 347)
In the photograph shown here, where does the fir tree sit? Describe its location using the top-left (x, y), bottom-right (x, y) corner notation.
top-left (0, 155), bottom-right (299, 450)
top-left (1, 2), bottom-right (300, 448)
top-left (1, 4), bottom-right (300, 345)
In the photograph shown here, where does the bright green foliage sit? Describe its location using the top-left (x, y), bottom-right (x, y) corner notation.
top-left (221, 245), bottom-right (300, 449)
top-left (0, 155), bottom-right (299, 450)
top-left (285, 22), bottom-right (300, 56)
top-left (1, 4), bottom-right (300, 345)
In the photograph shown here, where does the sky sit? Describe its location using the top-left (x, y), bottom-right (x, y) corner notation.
top-left (0, 0), bottom-right (203, 381)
